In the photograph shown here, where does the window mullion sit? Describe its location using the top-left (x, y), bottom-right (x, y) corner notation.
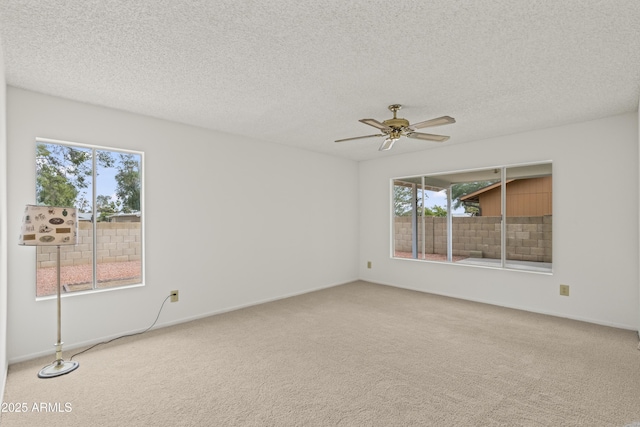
top-left (411, 183), bottom-right (418, 259)
top-left (92, 148), bottom-right (97, 290)
top-left (447, 185), bottom-right (452, 262)
top-left (421, 177), bottom-right (426, 260)
top-left (500, 167), bottom-right (506, 268)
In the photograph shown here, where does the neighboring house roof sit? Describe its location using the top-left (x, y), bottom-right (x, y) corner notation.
top-left (77, 212), bottom-right (93, 222)
top-left (77, 212), bottom-right (142, 221)
top-left (459, 180), bottom-right (515, 204)
top-left (107, 212), bottom-right (141, 219)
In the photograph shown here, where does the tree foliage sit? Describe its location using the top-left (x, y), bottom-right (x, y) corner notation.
top-left (96, 195), bottom-right (121, 222)
top-left (36, 144), bottom-right (88, 208)
top-left (394, 184), bottom-right (431, 216)
top-left (394, 184), bottom-right (448, 217)
top-left (423, 205), bottom-right (448, 217)
top-left (394, 185), bottom-right (414, 216)
top-left (36, 143), bottom-right (141, 219)
top-left (114, 153), bottom-right (141, 213)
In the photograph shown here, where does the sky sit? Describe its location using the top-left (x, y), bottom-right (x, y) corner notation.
top-left (96, 162), bottom-right (119, 201)
top-left (423, 189), bottom-right (465, 214)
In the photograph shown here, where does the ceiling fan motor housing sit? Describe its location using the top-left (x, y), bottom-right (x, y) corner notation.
top-left (382, 118), bottom-right (410, 129)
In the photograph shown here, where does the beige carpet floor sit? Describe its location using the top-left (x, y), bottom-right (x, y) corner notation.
top-left (2, 281), bottom-right (640, 426)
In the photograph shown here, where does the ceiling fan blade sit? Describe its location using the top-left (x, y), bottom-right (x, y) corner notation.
top-left (359, 118), bottom-right (391, 131)
top-left (335, 134), bottom-right (386, 143)
top-left (406, 132), bottom-right (450, 142)
top-left (408, 116), bottom-right (455, 130)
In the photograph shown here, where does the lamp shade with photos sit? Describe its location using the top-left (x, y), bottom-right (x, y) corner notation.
top-left (19, 204), bottom-right (79, 378)
top-left (19, 205), bottom-right (78, 246)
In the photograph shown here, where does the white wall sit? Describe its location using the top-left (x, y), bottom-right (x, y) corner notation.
top-left (6, 87), bottom-right (359, 362)
top-left (359, 113), bottom-right (639, 330)
top-left (4, 87), bottom-right (638, 367)
top-left (0, 37), bottom-right (8, 398)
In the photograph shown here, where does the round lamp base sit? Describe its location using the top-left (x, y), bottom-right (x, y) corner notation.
top-left (38, 360), bottom-right (79, 378)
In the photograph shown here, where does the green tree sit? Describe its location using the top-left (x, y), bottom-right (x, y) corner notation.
top-left (96, 195), bottom-right (122, 222)
top-left (37, 143), bottom-right (119, 212)
top-left (394, 184), bottom-right (429, 217)
top-left (394, 185), bottom-right (413, 216)
top-left (114, 153), bottom-right (141, 212)
top-left (424, 205), bottom-right (448, 217)
top-left (36, 144), bottom-right (86, 208)
top-left (450, 181), bottom-right (497, 213)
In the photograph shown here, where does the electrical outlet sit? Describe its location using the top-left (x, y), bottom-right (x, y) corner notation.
top-left (367, 261), bottom-right (372, 269)
top-left (559, 284), bottom-right (570, 297)
top-left (170, 290), bottom-right (179, 302)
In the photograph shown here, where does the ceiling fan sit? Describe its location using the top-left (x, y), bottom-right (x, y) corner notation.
top-left (335, 104), bottom-right (455, 151)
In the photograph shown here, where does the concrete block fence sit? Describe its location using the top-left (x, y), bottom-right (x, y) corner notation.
top-left (394, 215), bottom-right (552, 263)
top-left (36, 222), bottom-right (142, 268)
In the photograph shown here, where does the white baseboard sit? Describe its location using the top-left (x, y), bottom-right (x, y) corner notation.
top-left (367, 279), bottom-right (638, 331)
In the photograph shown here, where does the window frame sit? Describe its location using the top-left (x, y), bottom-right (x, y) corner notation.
top-left (34, 137), bottom-right (145, 299)
top-left (391, 161), bottom-right (552, 274)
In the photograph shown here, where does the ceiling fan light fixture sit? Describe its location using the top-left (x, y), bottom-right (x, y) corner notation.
top-left (379, 137), bottom-right (398, 151)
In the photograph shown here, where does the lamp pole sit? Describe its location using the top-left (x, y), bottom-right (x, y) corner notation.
top-left (38, 245), bottom-right (79, 378)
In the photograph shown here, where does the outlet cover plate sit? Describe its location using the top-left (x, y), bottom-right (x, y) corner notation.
top-left (559, 285), bottom-right (570, 296)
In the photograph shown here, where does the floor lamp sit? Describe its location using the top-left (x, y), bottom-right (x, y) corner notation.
top-left (19, 204), bottom-right (79, 378)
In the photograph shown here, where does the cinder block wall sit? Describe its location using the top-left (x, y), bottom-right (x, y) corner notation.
top-left (395, 215), bottom-right (552, 262)
top-left (36, 222), bottom-right (142, 268)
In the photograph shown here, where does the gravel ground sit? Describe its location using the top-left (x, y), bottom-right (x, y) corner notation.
top-left (36, 261), bottom-right (142, 296)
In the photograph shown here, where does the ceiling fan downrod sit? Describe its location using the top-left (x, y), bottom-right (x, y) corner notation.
top-left (383, 104), bottom-right (409, 129)
top-left (388, 104), bottom-right (402, 118)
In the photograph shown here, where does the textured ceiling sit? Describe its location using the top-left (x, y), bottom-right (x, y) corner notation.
top-left (1, 0), bottom-right (639, 161)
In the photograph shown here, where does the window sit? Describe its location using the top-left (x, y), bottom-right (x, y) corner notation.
top-left (392, 162), bottom-right (552, 273)
top-left (35, 138), bottom-right (144, 297)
